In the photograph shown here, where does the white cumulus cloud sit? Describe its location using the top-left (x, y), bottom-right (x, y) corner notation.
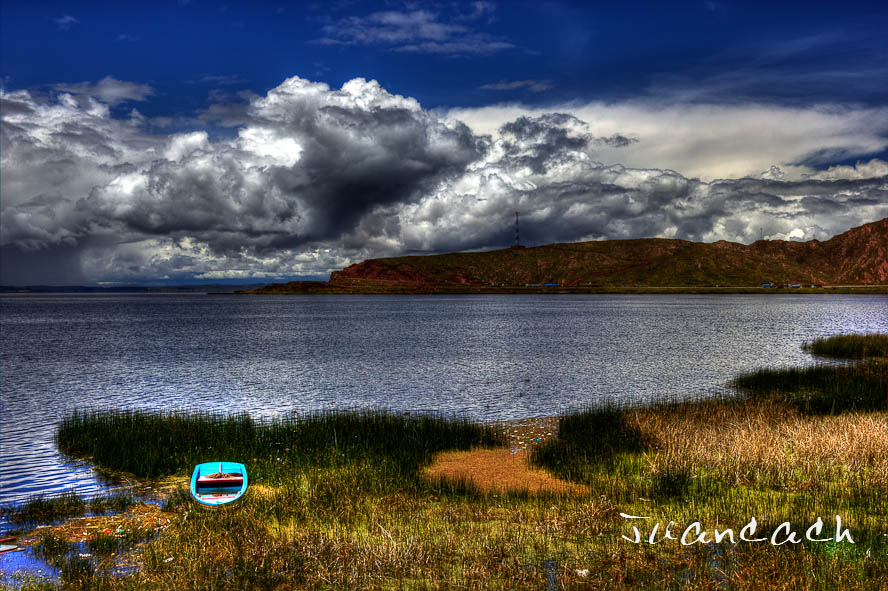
top-left (447, 101), bottom-right (888, 181)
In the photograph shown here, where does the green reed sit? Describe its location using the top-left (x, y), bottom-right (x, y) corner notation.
top-left (730, 359), bottom-right (886, 413)
top-left (803, 333), bottom-right (888, 359)
top-left (1, 493), bottom-right (137, 527)
top-left (56, 409), bottom-right (504, 485)
top-left (1, 492), bottom-right (86, 525)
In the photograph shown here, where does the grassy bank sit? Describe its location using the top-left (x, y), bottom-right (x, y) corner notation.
top-left (8, 336), bottom-right (887, 590)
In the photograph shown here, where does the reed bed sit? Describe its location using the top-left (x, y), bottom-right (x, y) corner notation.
top-left (803, 333), bottom-right (888, 359)
top-left (12, 335), bottom-right (887, 590)
top-left (1, 492), bottom-right (139, 528)
top-left (56, 410), bottom-right (505, 483)
top-left (729, 359), bottom-right (886, 413)
top-left (1, 492), bottom-right (86, 526)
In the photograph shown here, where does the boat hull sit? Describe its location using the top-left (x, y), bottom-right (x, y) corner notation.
top-left (190, 461), bottom-right (248, 507)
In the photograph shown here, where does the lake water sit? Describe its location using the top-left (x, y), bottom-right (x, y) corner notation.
top-left (1, 294), bottom-right (885, 507)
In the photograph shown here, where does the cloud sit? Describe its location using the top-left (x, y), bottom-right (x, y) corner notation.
top-left (196, 89), bottom-right (259, 127)
top-left (314, 5), bottom-right (513, 56)
top-left (55, 76), bottom-right (154, 105)
top-left (461, 1), bottom-right (497, 22)
top-left (480, 79), bottom-right (552, 92)
top-left (369, 113), bottom-right (886, 256)
top-left (53, 15), bottom-right (79, 30)
top-left (394, 37), bottom-right (514, 55)
top-left (447, 101), bottom-right (888, 181)
top-left (760, 165), bottom-right (785, 180)
top-left (149, 116), bottom-right (174, 128)
top-left (1, 76), bottom-right (480, 282)
top-left (0, 88), bottom-right (162, 252)
top-left (329, 10), bottom-right (465, 44)
top-left (1, 76), bottom-right (886, 285)
top-left (807, 159), bottom-right (888, 181)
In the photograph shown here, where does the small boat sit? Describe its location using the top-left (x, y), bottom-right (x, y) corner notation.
top-left (190, 461), bottom-right (248, 507)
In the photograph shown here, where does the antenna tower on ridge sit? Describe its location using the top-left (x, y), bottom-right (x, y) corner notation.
top-left (511, 211), bottom-right (525, 249)
top-left (515, 211), bottom-right (520, 246)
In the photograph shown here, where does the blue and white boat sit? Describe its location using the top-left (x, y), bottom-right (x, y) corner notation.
top-left (190, 461), bottom-right (248, 506)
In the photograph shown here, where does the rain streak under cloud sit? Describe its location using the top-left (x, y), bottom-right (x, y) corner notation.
top-left (1, 74), bottom-right (887, 285)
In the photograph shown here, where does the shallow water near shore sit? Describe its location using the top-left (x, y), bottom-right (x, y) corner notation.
top-left (1, 293), bottom-right (885, 508)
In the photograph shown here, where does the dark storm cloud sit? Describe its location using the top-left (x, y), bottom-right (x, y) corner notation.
top-left (0, 244), bottom-right (86, 285)
top-left (498, 114), bottom-right (590, 174)
top-left (72, 77), bottom-right (482, 258)
top-left (1, 77), bottom-right (886, 284)
top-left (253, 100), bottom-right (479, 242)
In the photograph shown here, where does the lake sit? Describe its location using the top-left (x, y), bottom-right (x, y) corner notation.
top-left (1, 293), bottom-right (885, 505)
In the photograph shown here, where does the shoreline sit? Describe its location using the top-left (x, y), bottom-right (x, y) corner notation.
top-left (238, 284), bottom-right (888, 295)
top-left (3, 336), bottom-right (885, 589)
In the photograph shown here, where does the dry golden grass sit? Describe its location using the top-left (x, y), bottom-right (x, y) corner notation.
top-left (630, 398), bottom-right (888, 487)
top-left (424, 417), bottom-right (586, 495)
top-left (426, 448), bottom-right (589, 495)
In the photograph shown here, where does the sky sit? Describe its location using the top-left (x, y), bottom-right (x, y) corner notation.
top-left (1, 0), bottom-right (887, 285)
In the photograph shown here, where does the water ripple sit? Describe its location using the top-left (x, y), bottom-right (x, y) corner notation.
top-left (1, 293), bottom-right (885, 505)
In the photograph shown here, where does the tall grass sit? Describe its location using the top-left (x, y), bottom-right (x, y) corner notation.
top-left (56, 409), bottom-right (504, 484)
top-left (529, 357), bottom-right (887, 589)
top-left (730, 359), bottom-right (886, 413)
top-left (1, 491), bottom-right (85, 525)
top-left (803, 333), bottom-right (888, 359)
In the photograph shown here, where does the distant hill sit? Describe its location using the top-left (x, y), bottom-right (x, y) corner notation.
top-left (250, 218), bottom-right (888, 294)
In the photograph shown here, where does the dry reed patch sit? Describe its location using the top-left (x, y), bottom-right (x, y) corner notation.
top-left (630, 399), bottom-right (888, 483)
top-left (426, 448), bottom-right (589, 495)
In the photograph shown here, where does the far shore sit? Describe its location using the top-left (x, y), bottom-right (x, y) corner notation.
top-left (238, 281), bottom-right (888, 295)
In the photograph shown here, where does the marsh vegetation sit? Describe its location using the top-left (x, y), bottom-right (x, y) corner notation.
top-left (802, 333), bottom-right (888, 359)
top-left (6, 334), bottom-right (886, 590)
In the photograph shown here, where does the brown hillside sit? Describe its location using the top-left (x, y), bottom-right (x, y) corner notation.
top-left (326, 218), bottom-right (887, 289)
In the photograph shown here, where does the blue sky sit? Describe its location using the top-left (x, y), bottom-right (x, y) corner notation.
top-left (4, 1), bottom-right (887, 116)
top-left (1, 0), bottom-right (887, 284)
